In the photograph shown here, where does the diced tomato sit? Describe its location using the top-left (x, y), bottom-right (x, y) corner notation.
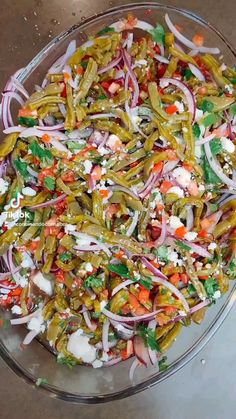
top-left (164, 306), bottom-right (177, 315)
top-left (99, 189), bottom-right (109, 199)
top-left (18, 108), bottom-right (37, 118)
top-left (120, 348), bottom-right (130, 360)
top-left (138, 288), bottom-right (150, 305)
top-left (9, 288), bottom-right (22, 297)
top-left (41, 133), bottom-right (51, 143)
top-left (166, 104), bottom-right (178, 115)
top-left (200, 213), bottom-right (219, 231)
top-left (156, 63), bottom-right (167, 78)
top-left (101, 81), bottom-right (111, 90)
top-left (160, 180), bottom-right (173, 194)
top-left (199, 275), bottom-right (209, 280)
top-left (151, 261), bottom-right (160, 269)
top-left (187, 181), bottom-right (199, 196)
top-left (54, 199), bottom-right (67, 215)
top-left (156, 312), bottom-right (170, 326)
top-left (61, 82), bottom-right (67, 98)
top-left (175, 226), bottom-right (188, 238)
top-left (180, 273), bottom-right (189, 285)
top-left (61, 170), bottom-right (76, 183)
top-left (150, 226), bottom-right (161, 240)
top-left (166, 149), bottom-right (178, 160)
top-left (28, 240), bottom-right (40, 252)
top-left (128, 293), bottom-right (140, 310)
top-left (114, 250), bottom-right (125, 259)
top-left (152, 161), bottom-right (164, 174)
top-left (192, 34), bottom-right (204, 47)
top-left (77, 66), bottom-right (84, 75)
top-left (90, 165), bottom-right (102, 182)
top-left (169, 273), bottom-right (180, 286)
top-left (55, 270), bottom-right (65, 283)
top-left (198, 229), bottom-right (209, 238)
top-left (38, 168), bottom-right (55, 183)
top-left (183, 163), bottom-right (193, 172)
top-left (45, 216), bottom-right (61, 237)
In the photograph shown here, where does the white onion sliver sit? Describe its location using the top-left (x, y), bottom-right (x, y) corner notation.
top-left (3, 126), bottom-right (24, 134)
top-left (165, 14), bottom-right (220, 54)
top-left (83, 306), bottom-right (97, 332)
top-left (102, 320), bottom-right (110, 352)
top-left (188, 63), bottom-right (205, 82)
top-left (102, 307), bottom-right (161, 323)
top-left (129, 358), bottom-right (140, 381)
top-left (71, 232), bottom-right (111, 257)
top-left (197, 133), bottom-right (216, 146)
top-left (154, 54), bottom-right (169, 64)
top-left (111, 279), bottom-right (134, 297)
top-left (23, 329), bottom-right (39, 345)
top-left (10, 308), bottom-right (42, 325)
top-left (141, 257), bottom-right (168, 280)
top-left (30, 193), bottom-right (66, 210)
top-left (126, 211), bottom-right (139, 237)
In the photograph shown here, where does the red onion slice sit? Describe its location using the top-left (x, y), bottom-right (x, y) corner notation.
top-left (133, 335), bottom-right (150, 366)
top-left (178, 239), bottom-right (212, 258)
top-left (111, 279), bottom-right (134, 297)
top-left (104, 357), bottom-right (122, 367)
top-left (154, 54), bottom-right (169, 64)
top-left (2, 91), bottom-right (25, 107)
top-left (165, 14), bottom-right (220, 54)
top-left (204, 142), bottom-right (236, 189)
top-left (151, 276), bottom-right (190, 313)
top-left (154, 214), bottom-right (167, 247)
top-left (19, 127), bottom-right (68, 141)
top-left (83, 306), bottom-right (97, 332)
top-left (36, 123), bottom-right (64, 131)
top-left (109, 185), bottom-right (139, 200)
top-left (102, 320), bottom-right (110, 352)
top-left (159, 77), bottom-right (196, 120)
top-left (98, 51), bottom-right (122, 74)
top-left (29, 193), bottom-right (66, 210)
top-left (141, 257), bottom-right (168, 280)
top-left (102, 307), bottom-right (161, 323)
top-left (122, 49), bottom-right (139, 108)
top-left (71, 232), bottom-right (112, 257)
top-left (3, 126), bottom-right (24, 134)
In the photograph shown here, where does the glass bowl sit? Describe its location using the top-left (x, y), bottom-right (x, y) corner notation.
top-left (1, 1), bottom-right (236, 404)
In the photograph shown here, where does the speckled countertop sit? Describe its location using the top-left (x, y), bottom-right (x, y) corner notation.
top-left (0, 1), bottom-right (236, 418)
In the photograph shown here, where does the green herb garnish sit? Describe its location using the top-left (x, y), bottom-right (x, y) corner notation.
top-left (29, 140), bottom-right (53, 165)
top-left (44, 176), bottom-right (55, 191)
top-left (137, 324), bottom-right (160, 351)
top-left (83, 275), bottom-right (103, 289)
top-left (57, 356), bottom-right (77, 369)
top-left (97, 26), bottom-right (115, 36)
top-left (139, 277), bottom-right (153, 290)
top-left (59, 252), bottom-right (72, 262)
top-left (199, 100), bottom-right (214, 113)
top-left (153, 245), bottom-right (169, 262)
top-left (149, 23), bottom-right (165, 46)
top-left (158, 356), bottom-right (168, 372)
top-left (14, 159), bottom-right (29, 179)
top-left (18, 116), bottom-right (37, 127)
top-left (202, 113), bottom-right (219, 128)
top-left (204, 278), bottom-right (219, 299)
top-left (108, 264), bottom-right (132, 279)
top-left (210, 138), bottom-right (222, 155)
top-left (36, 377), bottom-right (48, 386)
top-left (193, 123), bottom-right (201, 139)
top-left (183, 68), bottom-right (193, 80)
top-left (174, 240), bottom-right (191, 251)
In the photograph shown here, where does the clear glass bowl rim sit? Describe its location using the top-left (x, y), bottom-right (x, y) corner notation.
top-left (1, 1), bottom-right (236, 404)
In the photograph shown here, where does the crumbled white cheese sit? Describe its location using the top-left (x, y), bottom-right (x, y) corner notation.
top-left (106, 134), bottom-right (122, 151)
top-left (174, 101), bottom-right (184, 113)
top-left (198, 184), bottom-right (205, 192)
top-left (22, 187), bottom-right (37, 196)
top-left (100, 351), bottom-right (109, 362)
top-left (28, 313), bottom-right (45, 334)
top-left (168, 186), bottom-right (184, 198)
top-left (208, 242), bottom-right (217, 250)
top-left (172, 167), bottom-right (192, 188)
top-left (67, 329), bottom-right (96, 363)
top-left (92, 359), bottom-right (103, 368)
top-left (99, 146), bottom-right (110, 156)
top-left (64, 224), bottom-right (77, 234)
top-left (0, 178), bottom-right (9, 195)
top-left (195, 108), bottom-right (204, 122)
top-left (11, 305), bottom-right (22, 315)
top-left (184, 231), bottom-right (198, 241)
top-left (84, 262), bottom-right (93, 272)
top-left (213, 290), bottom-right (221, 299)
top-left (82, 160), bottom-right (92, 174)
top-left (17, 275), bottom-right (28, 288)
top-left (221, 137), bottom-right (235, 154)
top-left (21, 252), bottom-right (35, 268)
top-left (32, 271), bottom-right (53, 296)
top-left (169, 215), bottom-right (184, 230)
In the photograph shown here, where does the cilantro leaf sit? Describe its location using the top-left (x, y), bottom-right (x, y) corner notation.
top-left (227, 257), bottom-right (236, 279)
top-left (36, 377), bottom-right (48, 386)
top-left (153, 245), bottom-right (169, 262)
top-left (187, 283), bottom-right (196, 296)
top-left (44, 176), bottom-right (55, 191)
top-left (203, 278), bottom-right (219, 298)
top-left (210, 138), bottom-right (222, 155)
top-left (199, 100), bottom-right (214, 113)
top-left (202, 156), bottom-right (221, 185)
top-left (83, 275), bottom-right (103, 289)
top-left (230, 78), bottom-right (236, 85)
top-left (97, 94), bottom-right (107, 100)
top-left (18, 116), bottom-right (37, 127)
top-left (29, 140), bottom-right (53, 166)
top-left (183, 68), bottom-right (193, 80)
top-left (14, 159), bottom-right (29, 179)
top-left (174, 240), bottom-right (191, 251)
top-left (202, 113), bottom-right (219, 127)
top-left (158, 356), bottom-right (168, 372)
top-left (108, 263), bottom-right (132, 279)
top-left (209, 203), bottom-right (219, 213)
top-left (149, 23), bottom-right (165, 46)
top-left (59, 252), bottom-right (72, 262)
top-left (137, 325), bottom-right (160, 351)
top-left (139, 277), bottom-right (153, 290)
top-left (97, 26), bottom-right (115, 36)
top-left (57, 355), bottom-right (77, 369)
top-left (230, 103), bottom-right (236, 116)
top-left (192, 123), bottom-right (201, 139)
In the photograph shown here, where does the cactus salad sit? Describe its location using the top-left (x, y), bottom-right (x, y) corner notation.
top-left (0, 13), bottom-right (236, 377)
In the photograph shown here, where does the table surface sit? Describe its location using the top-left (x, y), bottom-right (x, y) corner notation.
top-left (1, 1), bottom-right (236, 418)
